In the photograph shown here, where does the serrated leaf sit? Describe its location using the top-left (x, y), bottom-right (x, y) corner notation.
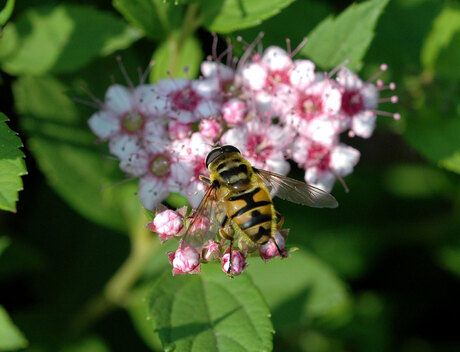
top-left (0, 113), bottom-right (27, 213)
top-left (13, 75), bottom-right (140, 232)
top-left (149, 264), bottom-right (273, 352)
top-left (0, 305), bottom-right (28, 351)
top-left (201, 0), bottom-right (295, 33)
top-left (113, 0), bottom-right (184, 40)
top-left (150, 33), bottom-right (203, 82)
top-left (0, 4), bottom-right (142, 75)
top-left (301, 0), bottom-right (389, 71)
top-left (421, 2), bottom-right (460, 79)
top-left (233, 0), bottom-right (332, 50)
top-left (248, 250), bottom-right (351, 331)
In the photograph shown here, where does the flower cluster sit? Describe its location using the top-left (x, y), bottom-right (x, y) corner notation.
top-left (146, 207), bottom-right (290, 276)
top-left (87, 39), bottom-right (399, 275)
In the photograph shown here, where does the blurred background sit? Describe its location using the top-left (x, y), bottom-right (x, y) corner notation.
top-left (1, 0), bottom-right (459, 351)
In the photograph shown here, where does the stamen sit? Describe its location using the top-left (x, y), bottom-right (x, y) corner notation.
top-left (78, 83), bottom-right (104, 106)
top-left (71, 96), bottom-right (101, 109)
top-left (139, 60), bottom-right (155, 85)
top-left (378, 96), bottom-right (399, 103)
top-left (289, 37), bottom-right (308, 58)
top-left (373, 110), bottom-right (401, 119)
top-left (327, 58), bottom-right (350, 78)
top-left (211, 32), bottom-right (219, 61)
top-left (366, 63), bottom-right (388, 83)
top-left (116, 55), bottom-right (134, 88)
top-left (332, 171), bottom-right (349, 193)
top-left (237, 32), bottom-right (265, 70)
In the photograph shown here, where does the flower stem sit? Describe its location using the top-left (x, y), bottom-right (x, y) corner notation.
top-left (71, 215), bottom-right (159, 333)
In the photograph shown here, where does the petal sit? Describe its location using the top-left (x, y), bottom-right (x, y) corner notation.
top-left (305, 118), bottom-right (338, 146)
top-left (135, 85), bottom-right (168, 116)
top-left (105, 84), bottom-right (132, 114)
top-left (352, 111), bottom-right (376, 138)
top-left (201, 61), bottom-right (234, 81)
top-left (138, 176), bottom-right (170, 210)
top-left (119, 148), bottom-right (149, 177)
top-left (109, 134), bottom-right (142, 160)
top-left (262, 46), bottom-right (292, 71)
top-left (336, 68), bottom-right (363, 90)
top-left (88, 110), bottom-right (120, 139)
top-left (239, 63), bottom-right (267, 91)
top-left (330, 144), bottom-right (360, 176)
top-left (290, 60), bottom-right (315, 89)
top-left (193, 78), bottom-right (220, 99)
top-left (220, 126), bottom-right (248, 150)
top-left (361, 83), bottom-right (378, 110)
top-left (305, 167), bottom-right (335, 192)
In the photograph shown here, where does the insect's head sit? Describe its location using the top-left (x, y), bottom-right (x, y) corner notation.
top-left (205, 145), bottom-right (241, 168)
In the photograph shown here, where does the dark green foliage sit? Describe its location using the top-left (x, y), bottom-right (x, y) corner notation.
top-left (1, 0), bottom-right (459, 351)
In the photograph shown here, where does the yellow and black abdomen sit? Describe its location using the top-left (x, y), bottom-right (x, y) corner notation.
top-left (225, 186), bottom-right (275, 245)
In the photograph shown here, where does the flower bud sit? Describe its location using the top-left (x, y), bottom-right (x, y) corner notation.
top-left (222, 98), bottom-right (247, 126)
top-left (168, 244), bottom-right (201, 275)
top-left (259, 230), bottom-right (289, 262)
top-left (147, 208), bottom-right (185, 242)
top-left (199, 119), bottom-right (222, 140)
top-left (203, 240), bottom-right (220, 262)
top-left (221, 250), bottom-right (248, 275)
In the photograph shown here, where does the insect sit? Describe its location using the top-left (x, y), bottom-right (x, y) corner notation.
top-left (185, 145), bottom-right (338, 273)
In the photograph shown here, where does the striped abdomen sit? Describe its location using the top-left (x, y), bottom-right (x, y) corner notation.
top-left (225, 186), bottom-right (275, 245)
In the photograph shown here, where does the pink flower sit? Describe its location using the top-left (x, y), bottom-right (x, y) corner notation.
top-left (157, 78), bottom-right (220, 123)
top-left (221, 98), bottom-right (247, 126)
top-left (203, 240), bottom-right (220, 261)
top-left (292, 137), bottom-right (360, 192)
top-left (220, 118), bottom-right (293, 174)
top-left (259, 230), bottom-right (289, 261)
top-left (168, 243), bottom-right (201, 275)
top-left (147, 207), bottom-right (187, 242)
top-left (199, 119), bottom-right (222, 141)
top-left (221, 250), bottom-right (248, 275)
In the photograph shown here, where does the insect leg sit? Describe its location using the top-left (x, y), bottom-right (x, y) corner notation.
top-left (218, 216), bottom-right (234, 274)
top-left (199, 175), bottom-right (211, 184)
top-left (276, 211), bottom-right (285, 229)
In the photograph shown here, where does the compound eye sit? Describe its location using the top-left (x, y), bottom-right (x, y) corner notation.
top-left (205, 148), bottom-right (223, 168)
top-left (221, 145), bottom-right (241, 154)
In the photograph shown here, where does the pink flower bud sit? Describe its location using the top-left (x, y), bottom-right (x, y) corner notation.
top-left (222, 98), bottom-right (247, 126)
top-left (259, 230), bottom-right (289, 262)
top-left (148, 208), bottom-right (185, 242)
top-left (188, 214), bottom-right (210, 235)
top-left (168, 244), bottom-right (201, 275)
top-left (199, 119), bottom-right (222, 140)
top-left (222, 250), bottom-right (248, 275)
top-left (203, 240), bottom-right (220, 261)
top-left (168, 121), bottom-right (192, 139)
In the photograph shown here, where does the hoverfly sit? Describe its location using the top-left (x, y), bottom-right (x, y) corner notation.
top-left (184, 145), bottom-right (338, 273)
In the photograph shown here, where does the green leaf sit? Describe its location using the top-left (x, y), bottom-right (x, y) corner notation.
top-left (437, 243), bottom-right (460, 278)
top-left (0, 0), bottom-right (15, 26)
top-left (58, 336), bottom-right (110, 352)
top-left (150, 33), bottom-right (203, 82)
top-left (233, 0), bottom-right (332, 50)
top-left (0, 4), bottom-right (142, 75)
top-left (301, 0), bottom-right (389, 71)
top-left (149, 264), bottom-right (273, 351)
top-left (113, 0), bottom-right (184, 40)
top-left (201, 0), bottom-right (295, 33)
top-left (0, 237), bottom-right (10, 257)
top-left (13, 75), bottom-right (140, 232)
top-left (421, 2), bottom-right (460, 79)
top-left (0, 113), bottom-right (27, 213)
top-left (0, 305), bottom-right (28, 351)
top-left (248, 250), bottom-right (352, 331)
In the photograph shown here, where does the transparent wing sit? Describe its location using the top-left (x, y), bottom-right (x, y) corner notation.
top-left (182, 184), bottom-right (220, 248)
top-left (254, 168), bottom-right (338, 208)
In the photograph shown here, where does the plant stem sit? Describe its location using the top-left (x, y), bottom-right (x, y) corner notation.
top-left (71, 215), bottom-right (159, 333)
